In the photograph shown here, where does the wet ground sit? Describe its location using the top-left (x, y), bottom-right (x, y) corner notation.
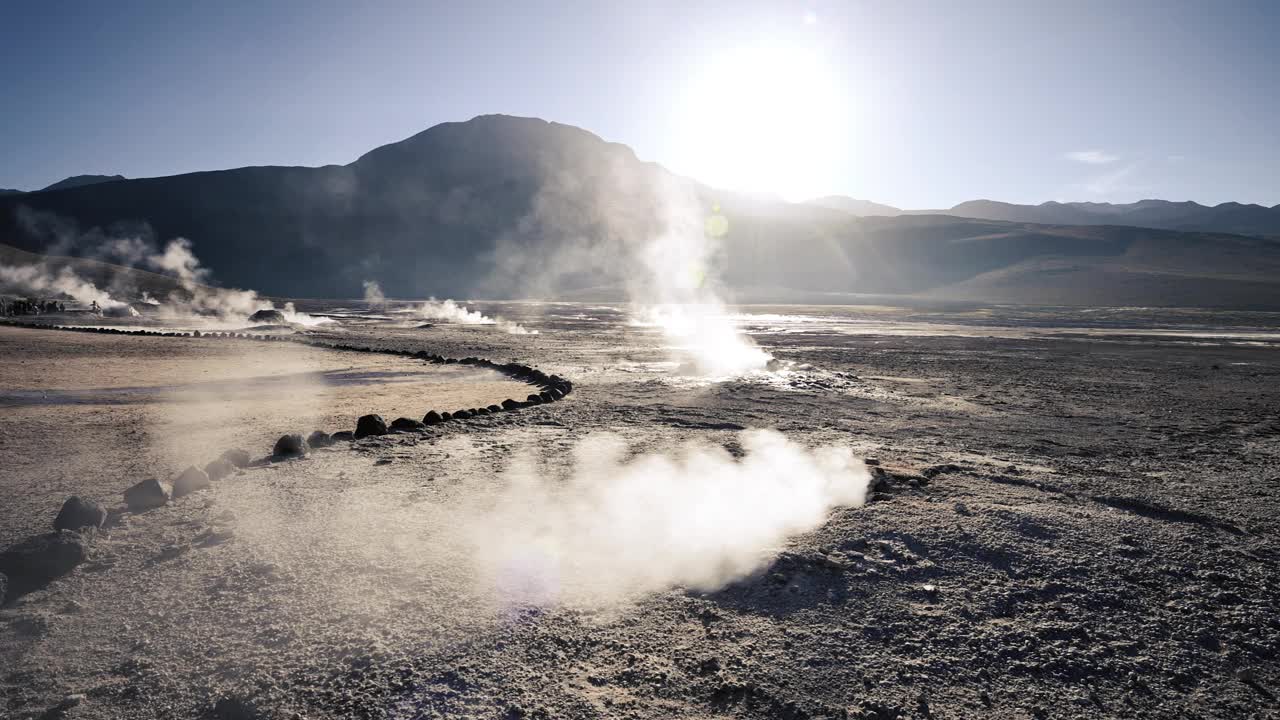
top-left (1, 302), bottom-right (1278, 719)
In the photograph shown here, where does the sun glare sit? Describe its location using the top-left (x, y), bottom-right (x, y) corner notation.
top-left (673, 45), bottom-right (847, 202)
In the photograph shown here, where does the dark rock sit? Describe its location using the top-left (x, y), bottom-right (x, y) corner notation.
top-left (307, 430), bottom-right (334, 448)
top-left (423, 410), bottom-right (444, 425)
top-left (354, 414), bottom-right (388, 439)
top-left (440, 411), bottom-right (453, 421)
top-left (272, 434), bottom-right (308, 457)
top-left (53, 496), bottom-right (106, 532)
top-left (214, 696), bottom-right (263, 720)
top-left (221, 448), bottom-right (252, 468)
top-left (124, 478), bottom-right (172, 511)
top-left (173, 466), bottom-right (211, 497)
top-left (526, 394), bottom-right (543, 405)
top-left (331, 431), bottom-right (355, 442)
top-left (474, 407), bottom-right (490, 415)
top-left (487, 405), bottom-right (502, 413)
top-left (453, 409), bottom-right (473, 420)
top-left (547, 388), bottom-right (564, 401)
top-left (0, 530), bottom-right (89, 581)
top-left (204, 458), bottom-right (236, 481)
top-left (539, 391), bottom-right (553, 403)
top-left (247, 309), bottom-right (286, 323)
top-left (390, 417), bottom-right (426, 431)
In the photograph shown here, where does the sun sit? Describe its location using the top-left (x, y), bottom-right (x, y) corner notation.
top-left (672, 45), bottom-right (848, 202)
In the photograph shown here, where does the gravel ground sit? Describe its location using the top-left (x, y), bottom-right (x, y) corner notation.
top-left (1, 304), bottom-right (1278, 719)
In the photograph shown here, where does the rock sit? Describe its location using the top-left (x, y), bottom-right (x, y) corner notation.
top-left (0, 572), bottom-right (7, 604)
top-left (487, 404), bottom-right (502, 413)
top-left (440, 411), bottom-right (453, 421)
top-left (307, 430), bottom-right (334, 448)
top-left (354, 414), bottom-right (388, 439)
top-left (547, 388), bottom-right (564, 401)
top-left (221, 448), bottom-right (252, 468)
top-left (423, 410), bottom-right (444, 425)
top-left (501, 398), bottom-right (521, 411)
top-left (204, 457), bottom-right (236, 481)
top-left (474, 407), bottom-right (490, 415)
top-left (390, 417), bottom-right (426, 431)
top-left (331, 430), bottom-right (355, 442)
top-left (539, 391), bottom-right (553, 403)
top-left (452, 409), bottom-right (473, 420)
top-left (526, 394), bottom-right (543, 405)
top-left (53, 496), bottom-right (107, 532)
top-left (272, 434), bottom-right (308, 458)
top-left (124, 478), bottom-right (172, 511)
top-left (214, 696), bottom-right (263, 720)
top-left (247, 309), bottom-right (286, 323)
top-left (0, 530), bottom-right (89, 581)
top-left (172, 466), bottom-right (211, 497)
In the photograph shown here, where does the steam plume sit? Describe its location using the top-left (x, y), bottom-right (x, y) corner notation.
top-left (362, 279), bottom-right (387, 309)
top-left (0, 263), bottom-right (128, 310)
top-left (417, 297), bottom-right (536, 334)
top-left (463, 429), bottom-right (868, 606)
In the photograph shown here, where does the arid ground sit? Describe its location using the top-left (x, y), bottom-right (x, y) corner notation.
top-left (2, 304), bottom-right (1278, 719)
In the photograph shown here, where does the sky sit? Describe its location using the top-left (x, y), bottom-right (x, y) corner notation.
top-left (2, 0), bottom-right (1277, 208)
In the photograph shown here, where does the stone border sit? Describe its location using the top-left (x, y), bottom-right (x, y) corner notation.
top-left (0, 318), bottom-right (574, 604)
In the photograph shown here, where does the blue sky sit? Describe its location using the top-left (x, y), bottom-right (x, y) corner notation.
top-left (2, 0), bottom-right (1276, 207)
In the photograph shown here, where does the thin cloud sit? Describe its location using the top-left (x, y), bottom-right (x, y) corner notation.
top-left (1066, 150), bottom-right (1118, 165)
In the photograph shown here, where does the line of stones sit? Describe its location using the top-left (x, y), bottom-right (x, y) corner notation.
top-left (0, 318), bottom-right (573, 606)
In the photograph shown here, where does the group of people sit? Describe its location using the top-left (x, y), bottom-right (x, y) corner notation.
top-left (1, 298), bottom-right (67, 316)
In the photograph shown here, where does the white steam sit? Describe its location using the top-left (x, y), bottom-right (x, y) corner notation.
top-left (362, 279), bottom-right (387, 309)
top-left (417, 297), bottom-right (536, 334)
top-left (0, 263), bottom-right (128, 310)
top-left (462, 429), bottom-right (868, 607)
top-left (629, 177), bottom-right (772, 376)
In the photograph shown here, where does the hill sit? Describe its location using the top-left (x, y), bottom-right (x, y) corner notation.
top-left (40, 174), bottom-right (128, 192)
top-left (2, 115), bottom-right (1279, 308)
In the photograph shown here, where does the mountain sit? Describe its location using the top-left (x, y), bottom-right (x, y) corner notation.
top-left (807, 196), bottom-right (901, 216)
top-left (40, 174), bottom-right (127, 192)
top-left (0, 189), bottom-right (23, 196)
top-left (930, 199), bottom-right (1280, 237)
top-left (2, 115), bottom-right (1279, 308)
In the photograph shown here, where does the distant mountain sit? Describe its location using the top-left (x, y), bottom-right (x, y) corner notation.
top-left (807, 196), bottom-right (901, 216)
top-left (2, 115), bottom-right (1279, 308)
top-left (0, 189), bottom-right (23, 196)
top-left (811, 196), bottom-right (1280, 237)
top-left (41, 174), bottom-right (127, 192)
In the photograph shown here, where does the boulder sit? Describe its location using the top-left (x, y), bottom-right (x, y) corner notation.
top-left (501, 399), bottom-right (521, 411)
top-left (539, 391), bottom-right (553, 403)
top-left (272, 434), bottom-right (308, 457)
top-left (204, 457), bottom-right (236, 481)
top-left (354, 414), bottom-right (388, 439)
top-left (331, 431), bottom-right (355, 442)
top-left (487, 405), bottom-right (502, 413)
top-left (53, 496), bottom-right (107, 532)
top-left (124, 478), bottom-right (172, 512)
top-left (440, 411), bottom-right (453, 421)
top-left (0, 530), bottom-right (89, 582)
top-left (390, 417), bottom-right (426, 431)
top-left (453, 409), bottom-right (472, 420)
top-left (307, 430), bottom-right (334, 448)
top-left (526, 394), bottom-right (544, 405)
top-left (173, 466), bottom-right (211, 497)
top-left (423, 410), bottom-right (444, 425)
top-left (474, 407), bottom-right (490, 415)
top-left (248, 309), bottom-right (286, 323)
top-left (221, 448), bottom-right (252, 468)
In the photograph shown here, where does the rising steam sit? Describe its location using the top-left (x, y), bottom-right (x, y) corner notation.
top-left (462, 429), bottom-right (868, 607)
top-left (0, 263), bottom-right (128, 310)
top-left (362, 279), bottom-right (387, 309)
top-left (417, 297), bottom-right (536, 334)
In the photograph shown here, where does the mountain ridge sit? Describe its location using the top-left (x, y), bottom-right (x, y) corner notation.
top-left (2, 115), bottom-right (1279, 308)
